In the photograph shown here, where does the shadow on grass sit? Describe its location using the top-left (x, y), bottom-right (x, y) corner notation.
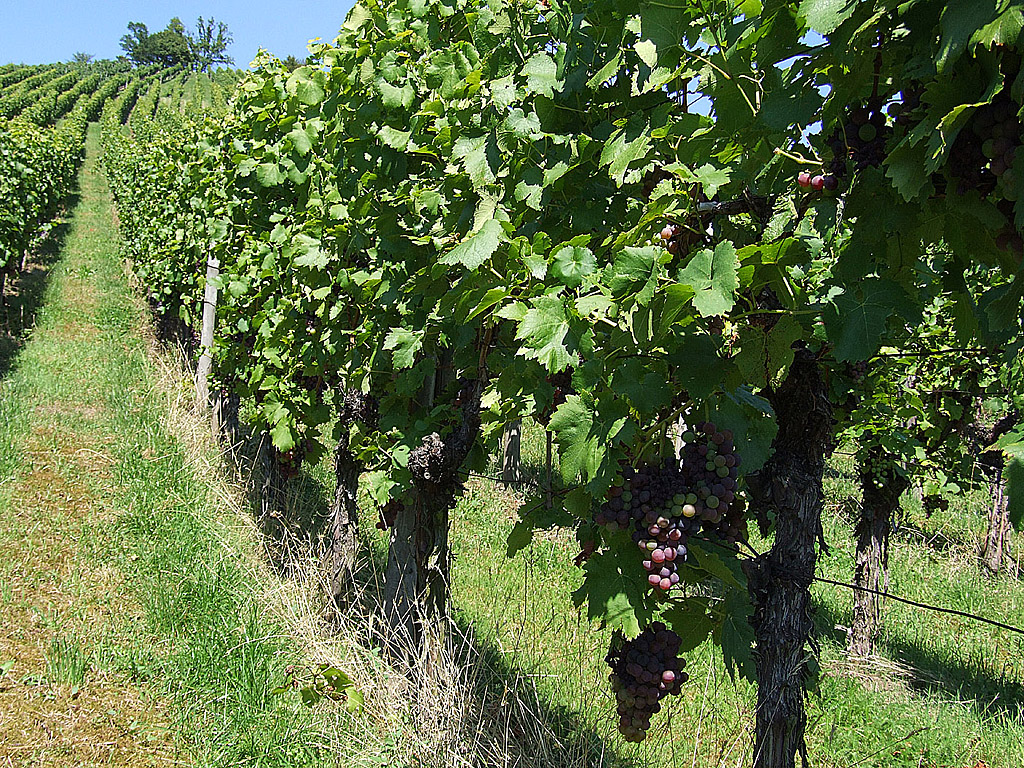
top-left (0, 194), bottom-right (79, 379)
top-left (245, 454), bottom-right (645, 768)
top-left (812, 598), bottom-right (1024, 721)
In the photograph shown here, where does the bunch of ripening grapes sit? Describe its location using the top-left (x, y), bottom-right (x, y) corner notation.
top-left (594, 421), bottom-right (747, 593)
top-left (607, 622), bottom-right (687, 742)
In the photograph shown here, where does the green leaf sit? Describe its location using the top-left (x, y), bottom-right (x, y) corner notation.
top-left (286, 67), bottom-right (326, 105)
top-left (715, 591), bottom-right (757, 684)
top-left (453, 134), bottom-right (497, 189)
top-left (549, 395), bottom-right (630, 483)
top-left (825, 279), bottom-right (915, 362)
top-left (256, 162), bottom-right (286, 187)
top-left (572, 549), bottom-right (653, 637)
top-left (938, 0), bottom-right (1000, 71)
top-left (600, 120), bottom-right (652, 186)
top-left (797, 0), bottom-right (858, 35)
top-left (378, 79), bottom-right (414, 110)
top-left (687, 541), bottom-right (745, 590)
top-left (383, 328), bottom-right (424, 369)
top-left (286, 126), bottom-right (313, 156)
top-left (378, 125), bottom-right (412, 151)
top-left (677, 241), bottom-right (739, 317)
top-left (662, 598), bottom-right (715, 653)
top-left (611, 246), bottom-right (660, 305)
top-left (735, 315), bottom-right (802, 388)
top-left (551, 245), bottom-right (597, 289)
top-left (522, 52), bottom-right (559, 98)
top-left (678, 163), bottom-right (731, 197)
top-left (516, 294), bottom-right (578, 372)
top-left (667, 334), bottom-right (735, 399)
top-left (440, 219), bottom-right (504, 270)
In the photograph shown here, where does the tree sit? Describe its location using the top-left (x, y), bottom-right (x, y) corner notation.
top-left (72, 52), bottom-right (93, 65)
top-left (281, 55), bottom-right (303, 72)
top-left (119, 18), bottom-right (192, 68)
top-left (189, 17), bottom-right (234, 72)
top-left (119, 22), bottom-right (150, 65)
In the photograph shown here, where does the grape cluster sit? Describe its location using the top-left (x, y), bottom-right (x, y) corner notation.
top-left (538, 369), bottom-right (574, 424)
top-left (278, 439), bottom-right (308, 480)
top-left (594, 422), bottom-right (746, 592)
top-left (922, 494), bottom-right (948, 518)
top-left (659, 222), bottom-right (682, 254)
top-left (804, 101), bottom-right (893, 193)
top-left (607, 623), bottom-right (687, 742)
top-left (833, 102), bottom-right (892, 172)
top-left (847, 359), bottom-right (869, 383)
top-left (860, 450), bottom-right (894, 490)
top-left (948, 95), bottom-right (1020, 199)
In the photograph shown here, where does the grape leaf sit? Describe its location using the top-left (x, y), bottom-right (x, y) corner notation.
top-left (440, 219), bottom-right (504, 270)
top-left (522, 52), bottom-right (559, 98)
top-left (937, 0), bottom-right (1000, 72)
top-left (286, 68), bottom-right (326, 105)
top-left (549, 395), bottom-right (629, 483)
top-left (715, 590), bottom-right (757, 684)
top-left (824, 278), bottom-right (913, 362)
top-left (256, 162), bottom-right (286, 187)
top-left (383, 328), bottom-right (424, 369)
top-left (572, 549), bottom-right (653, 638)
top-left (286, 126), bottom-right (314, 156)
top-left (678, 241), bottom-right (739, 317)
top-left (551, 245), bottom-right (597, 288)
top-left (797, 0), bottom-right (858, 35)
top-left (665, 333), bottom-right (736, 399)
top-left (687, 541), bottom-right (745, 590)
top-left (515, 293), bottom-right (578, 372)
top-left (662, 598), bottom-right (716, 653)
top-left (610, 246), bottom-right (660, 305)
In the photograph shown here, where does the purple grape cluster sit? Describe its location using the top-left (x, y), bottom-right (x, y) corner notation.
top-left (847, 359), bottom-right (869, 383)
top-left (607, 623), bottom-right (687, 742)
top-left (538, 369), bottom-right (574, 424)
top-left (819, 101), bottom-right (891, 193)
top-left (922, 494), bottom-right (949, 518)
top-left (948, 95), bottom-right (1020, 199)
top-left (594, 421), bottom-right (746, 592)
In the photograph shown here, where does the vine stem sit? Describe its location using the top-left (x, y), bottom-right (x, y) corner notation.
top-left (773, 147), bottom-right (822, 167)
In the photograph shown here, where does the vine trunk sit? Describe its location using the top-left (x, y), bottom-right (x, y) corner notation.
top-left (749, 349), bottom-right (832, 768)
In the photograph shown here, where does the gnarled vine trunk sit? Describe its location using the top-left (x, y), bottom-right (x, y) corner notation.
top-left (981, 466), bottom-right (1011, 576)
top-left (748, 349), bottom-right (832, 768)
top-left (327, 432), bottom-right (362, 607)
top-left (847, 457), bottom-right (908, 657)
top-left (383, 379), bottom-right (483, 670)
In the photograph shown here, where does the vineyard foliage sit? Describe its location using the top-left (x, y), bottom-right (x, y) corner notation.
top-left (1, 64), bottom-right (177, 286)
top-left (98, 0), bottom-right (1024, 684)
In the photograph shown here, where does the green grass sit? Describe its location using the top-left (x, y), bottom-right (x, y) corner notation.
top-left (0, 124), bottom-right (331, 767)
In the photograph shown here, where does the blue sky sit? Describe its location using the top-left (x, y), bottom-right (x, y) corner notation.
top-left (1, 1), bottom-right (357, 67)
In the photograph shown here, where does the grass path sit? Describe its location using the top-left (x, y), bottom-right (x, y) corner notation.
top-left (0, 126), bottom-right (322, 767)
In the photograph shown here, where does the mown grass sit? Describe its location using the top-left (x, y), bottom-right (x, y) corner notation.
top-left (0, 125), bottom-right (328, 767)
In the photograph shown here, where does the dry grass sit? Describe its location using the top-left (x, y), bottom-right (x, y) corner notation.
top-left (141, 333), bottom-right (611, 767)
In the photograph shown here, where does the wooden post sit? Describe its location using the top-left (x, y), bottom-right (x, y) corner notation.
top-left (502, 419), bottom-right (522, 487)
top-left (195, 254), bottom-right (219, 413)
